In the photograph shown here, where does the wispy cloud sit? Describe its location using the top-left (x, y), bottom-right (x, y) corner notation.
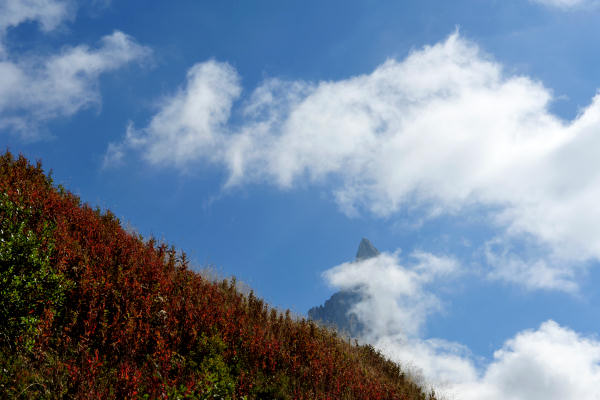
top-left (104, 60), bottom-right (240, 168)
top-left (322, 254), bottom-right (600, 399)
top-left (323, 251), bottom-right (458, 338)
top-left (0, 0), bottom-right (74, 35)
top-left (322, 251), bottom-right (476, 386)
top-left (110, 32), bottom-right (600, 291)
top-left (530, 0), bottom-right (594, 9)
top-left (0, 0), bottom-right (74, 59)
top-left (0, 0), bottom-right (151, 138)
top-left (485, 237), bottom-right (579, 292)
top-left (0, 31), bottom-right (151, 138)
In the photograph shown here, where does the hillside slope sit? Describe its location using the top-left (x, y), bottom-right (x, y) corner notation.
top-left (0, 152), bottom-right (436, 400)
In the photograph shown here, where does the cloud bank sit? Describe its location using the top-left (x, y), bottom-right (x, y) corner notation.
top-left (322, 252), bottom-right (600, 400)
top-left (0, 0), bottom-right (150, 138)
top-left (452, 320), bottom-right (600, 400)
top-left (109, 32), bottom-right (600, 291)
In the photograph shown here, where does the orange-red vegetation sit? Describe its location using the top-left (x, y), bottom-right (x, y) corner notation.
top-left (0, 151), bottom-right (436, 400)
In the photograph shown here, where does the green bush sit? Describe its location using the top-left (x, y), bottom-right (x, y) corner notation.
top-left (192, 333), bottom-right (236, 399)
top-left (0, 192), bottom-right (72, 351)
top-left (145, 333), bottom-right (237, 400)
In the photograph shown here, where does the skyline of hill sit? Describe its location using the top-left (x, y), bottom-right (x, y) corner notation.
top-left (0, 151), bottom-right (436, 399)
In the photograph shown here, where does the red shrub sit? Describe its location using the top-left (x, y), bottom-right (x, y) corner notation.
top-left (0, 151), bottom-right (435, 400)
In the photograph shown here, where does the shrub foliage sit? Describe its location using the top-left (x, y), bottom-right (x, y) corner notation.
top-left (0, 151), bottom-right (436, 400)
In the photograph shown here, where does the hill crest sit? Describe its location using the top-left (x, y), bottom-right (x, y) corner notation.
top-left (0, 151), bottom-right (436, 400)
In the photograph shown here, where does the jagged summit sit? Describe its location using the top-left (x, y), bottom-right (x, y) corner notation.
top-left (355, 237), bottom-right (380, 261)
top-left (308, 238), bottom-right (381, 338)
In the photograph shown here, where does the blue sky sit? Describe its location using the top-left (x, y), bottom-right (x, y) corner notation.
top-left (4, 0), bottom-right (600, 397)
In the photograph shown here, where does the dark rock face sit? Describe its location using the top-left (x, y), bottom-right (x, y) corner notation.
top-left (308, 238), bottom-right (380, 338)
top-left (355, 238), bottom-right (380, 261)
top-left (308, 289), bottom-right (365, 337)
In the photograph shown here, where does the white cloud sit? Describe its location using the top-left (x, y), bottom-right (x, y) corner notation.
top-left (381, 320), bottom-right (600, 400)
top-left (0, 0), bottom-right (150, 138)
top-left (530, 0), bottom-right (592, 9)
top-left (449, 321), bottom-right (600, 400)
top-left (110, 32), bottom-right (600, 290)
top-left (322, 251), bottom-right (479, 387)
top-left (322, 255), bottom-right (600, 399)
top-left (105, 60), bottom-right (240, 169)
top-left (484, 238), bottom-right (579, 292)
top-left (377, 335), bottom-right (479, 389)
top-left (0, 31), bottom-right (151, 137)
top-left (323, 251), bottom-right (459, 338)
top-left (0, 0), bottom-right (73, 34)
top-left (0, 0), bottom-right (74, 56)
top-left (322, 251), bottom-right (478, 388)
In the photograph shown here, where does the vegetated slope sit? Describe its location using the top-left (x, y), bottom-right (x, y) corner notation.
top-left (0, 152), bottom-right (436, 400)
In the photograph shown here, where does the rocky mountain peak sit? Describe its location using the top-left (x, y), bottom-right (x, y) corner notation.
top-left (355, 238), bottom-right (380, 261)
top-left (308, 238), bottom-right (381, 338)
